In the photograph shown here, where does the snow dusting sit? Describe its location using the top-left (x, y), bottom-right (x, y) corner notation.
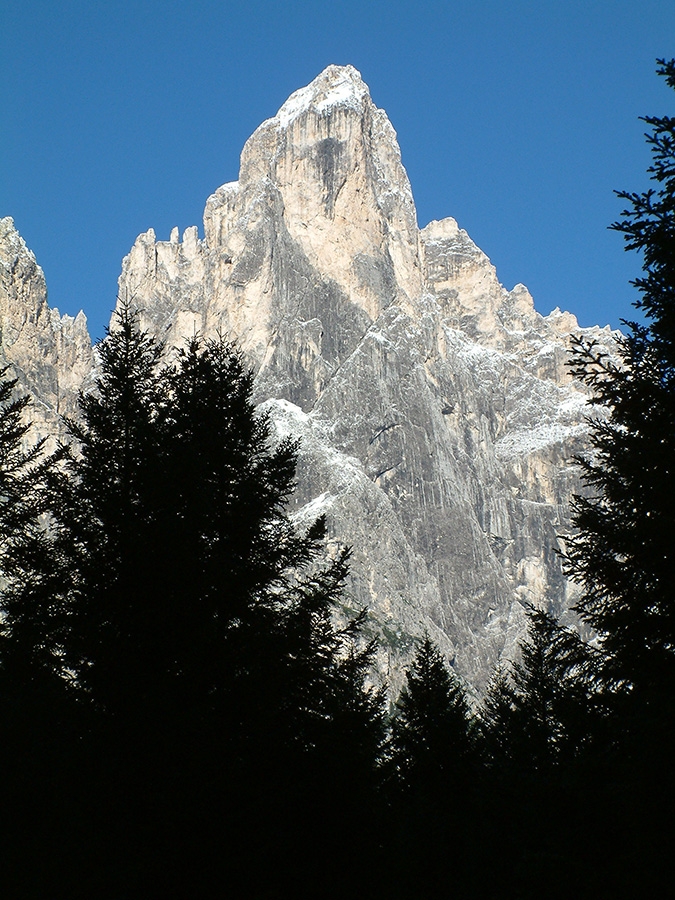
top-left (275, 65), bottom-right (367, 128)
top-left (495, 422), bottom-right (587, 460)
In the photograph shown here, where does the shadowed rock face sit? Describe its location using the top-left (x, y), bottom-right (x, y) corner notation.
top-left (1, 67), bottom-right (617, 692)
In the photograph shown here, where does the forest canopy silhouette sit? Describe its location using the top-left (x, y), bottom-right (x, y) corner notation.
top-left (1, 58), bottom-right (675, 899)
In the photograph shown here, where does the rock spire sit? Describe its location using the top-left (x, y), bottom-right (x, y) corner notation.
top-left (2, 68), bottom-right (618, 689)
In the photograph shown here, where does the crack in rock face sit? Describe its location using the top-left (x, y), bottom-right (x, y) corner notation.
top-left (0, 66), bottom-right (619, 693)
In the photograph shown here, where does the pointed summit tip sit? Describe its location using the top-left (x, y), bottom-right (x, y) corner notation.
top-left (1, 216), bottom-right (34, 266)
top-left (275, 64), bottom-right (371, 128)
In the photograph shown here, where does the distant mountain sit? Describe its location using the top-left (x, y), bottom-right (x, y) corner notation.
top-left (0, 66), bottom-right (617, 691)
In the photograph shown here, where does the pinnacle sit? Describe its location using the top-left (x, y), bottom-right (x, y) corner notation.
top-left (274, 64), bottom-right (371, 127)
top-left (314, 63), bottom-right (366, 87)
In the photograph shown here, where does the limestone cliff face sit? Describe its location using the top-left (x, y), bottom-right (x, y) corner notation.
top-left (2, 67), bottom-right (616, 692)
top-left (0, 217), bottom-right (93, 442)
top-left (114, 65), bottom-right (617, 690)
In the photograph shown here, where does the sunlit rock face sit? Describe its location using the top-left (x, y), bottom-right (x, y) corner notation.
top-left (115, 65), bottom-right (619, 691)
top-left (2, 67), bottom-right (617, 692)
top-left (0, 216), bottom-right (93, 443)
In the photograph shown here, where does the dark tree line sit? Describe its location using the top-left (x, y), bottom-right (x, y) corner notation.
top-left (1, 58), bottom-right (675, 899)
top-left (0, 319), bottom-right (388, 897)
top-left (411, 58), bottom-right (675, 896)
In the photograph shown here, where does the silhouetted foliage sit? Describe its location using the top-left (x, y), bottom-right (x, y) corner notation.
top-left (0, 310), bottom-right (387, 896)
top-left (565, 59), bottom-right (675, 731)
top-left (0, 372), bottom-right (89, 899)
top-left (0, 368), bottom-right (70, 694)
top-left (478, 606), bottom-right (598, 771)
top-left (390, 635), bottom-right (473, 789)
top-left (0, 368), bottom-right (45, 545)
top-left (547, 59), bottom-right (675, 897)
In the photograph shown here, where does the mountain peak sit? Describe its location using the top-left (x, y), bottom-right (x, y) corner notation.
top-left (107, 67), bottom-right (613, 691)
top-left (274, 64), bottom-right (370, 127)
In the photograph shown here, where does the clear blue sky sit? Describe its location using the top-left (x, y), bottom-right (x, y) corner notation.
top-left (2, 0), bottom-right (674, 340)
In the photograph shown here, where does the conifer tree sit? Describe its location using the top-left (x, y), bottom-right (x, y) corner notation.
top-left (152, 336), bottom-right (326, 725)
top-left (478, 607), bottom-right (596, 771)
top-left (0, 312), bottom-right (387, 894)
top-left (390, 635), bottom-right (473, 789)
top-left (383, 637), bottom-right (477, 897)
top-left (0, 370), bottom-right (85, 898)
top-left (478, 664), bottom-right (519, 766)
top-left (0, 368), bottom-right (43, 547)
top-left (55, 306), bottom-right (168, 716)
top-left (564, 59), bottom-right (675, 721)
top-left (0, 368), bottom-right (69, 693)
top-left (20, 312), bottom-right (379, 738)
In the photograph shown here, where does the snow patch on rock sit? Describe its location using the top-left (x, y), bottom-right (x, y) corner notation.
top-left (274, 64), bottom-right (368, 128)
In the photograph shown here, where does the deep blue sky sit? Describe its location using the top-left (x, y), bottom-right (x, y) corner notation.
top-left (2, 1), bottom-right (674, 340)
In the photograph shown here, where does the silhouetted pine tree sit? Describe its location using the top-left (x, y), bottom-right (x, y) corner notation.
top-left (478, 663), bottom-right (519, 765)
top-left (0, 371), bottom-right (88, 899)
top-left (0, 367), bottom-right (77, 704)
top-left (478, 607), bottom-right (597, 771)
top-left (382, 637), bottom-right (479, 896)
top-left (472, 609), bottom-right (611, 899)
top-left (550, 61), bottom-right (675, 895)
top-left (0, 313), bottom-right (387, 895)
top-left (0, 369), bottom-right (67, 684)
top-left (565, 59), bottom-right (675, 735)
top-left (53, 307), bottom-right (168, 719)
top-left (390, 635), bottom-right (473, 789)
top-left (0, 368), bottom-right (43, 546)
top-left (153, 336), bottom-right (330, 726)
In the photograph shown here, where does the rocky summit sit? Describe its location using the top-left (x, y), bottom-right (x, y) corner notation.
top-left (0, 216), bottom-right (94, 443)
top-left (1, 65), bottom-right (617, 691)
